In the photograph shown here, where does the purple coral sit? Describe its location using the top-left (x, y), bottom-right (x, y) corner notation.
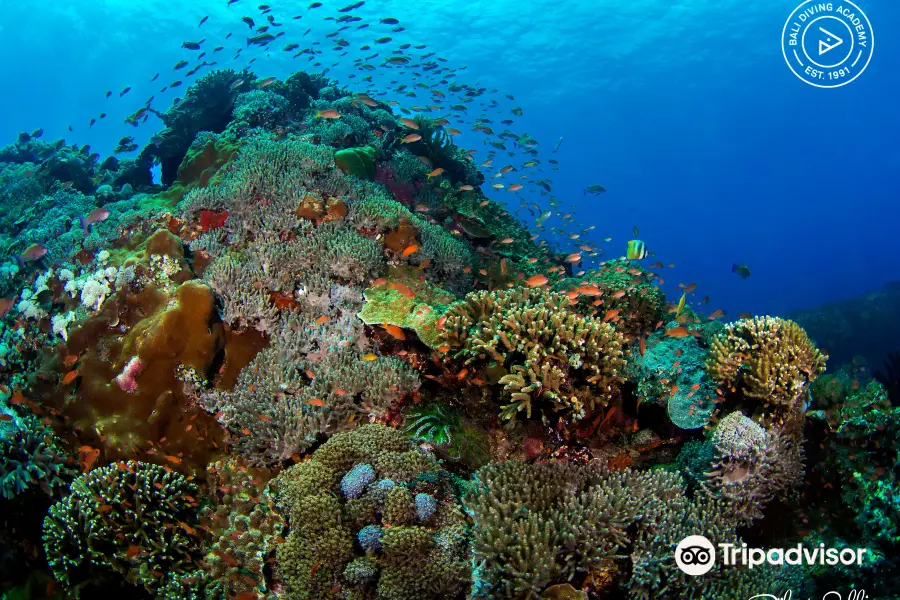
top-left (115, 356), bottom-right (145, 392)
top-left (341, 463), bottom-right (376, 499)
top-left (357, 524), bottom-right (384, 552)
top-left (415, 493), bottom-right (437, 522)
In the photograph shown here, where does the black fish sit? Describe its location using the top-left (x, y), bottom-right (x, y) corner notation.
top-left (228, 0), bottom-right (239, 4)
top-left (392, 26), bottom-right (405, 32)
top-left (17, 132), bottom-right (30, 143)
top-left (181, 39), bottom-right (205, 50)
top-left (214, 46), bottom-right (224, 52)
top-left (151, 72), bottom-right (159, 81)
top-left (199, 16), bottom-right (208, 26)
top-left (257, 25), bottom-right (269, 32)
top-left (31, 128), bottom-right (43, 139)
top-left (338, 1), bottom-right (364, 12)
top-left (241, 16), bottom-right (255, 28)
top-left (171, 80), bottom-right (183, 88)
top-left (226, 32), bottom-right (232, 39)
top-left (68, 125), bottom-right (73, 132)
top-left (105, 90), bottom-right (112, 98)
top-left (380, 17), bottom-right (399, 24)
top-left (99, 113), bottom-right (107, 118)
top-left (267, 14), bottom-right (275, 22)
top-left (309, 2), bottom-right (322, 8)
top-left (89, 118), bottom-right (96, 128)
top-left (174, 60), bottom-right (188, 69)
top-left (119, 87), bottom-right (131, 97)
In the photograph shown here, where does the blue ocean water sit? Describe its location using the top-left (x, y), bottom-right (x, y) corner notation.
top-left (0, 0), bottom-right (896, 319)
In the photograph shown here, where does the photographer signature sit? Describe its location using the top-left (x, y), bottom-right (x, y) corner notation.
top-left (750, 591), bottom-right (868, 600)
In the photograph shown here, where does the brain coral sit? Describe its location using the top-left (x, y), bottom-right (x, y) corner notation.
top-left (271, 424), bottom-right (469, 600)
top-left (440, 287), bottom-right (626, 421)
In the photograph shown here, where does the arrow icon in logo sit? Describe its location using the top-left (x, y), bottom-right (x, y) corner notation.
top-left (818, 27), bottom-right (844, 56)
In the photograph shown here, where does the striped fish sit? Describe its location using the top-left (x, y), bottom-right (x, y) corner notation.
top-left (627, 239), bottom-right (648, 260)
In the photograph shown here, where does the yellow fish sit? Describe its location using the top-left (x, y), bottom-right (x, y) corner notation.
top-left (627, 239), bottom-right (648, 260)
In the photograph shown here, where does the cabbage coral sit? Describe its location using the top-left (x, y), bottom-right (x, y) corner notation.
top-left (440, 288), bottom-right (626, 421)
top-left (706, 316), bottom-right (827, 412)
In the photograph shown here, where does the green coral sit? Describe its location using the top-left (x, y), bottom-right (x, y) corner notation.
top-left (441, 287), bottom-right (626, 421)
top-left (42, 461), bottom-right (201, 597)
top-left (809, 379), bottom-right (898, 438)
top-left (1, 408), bottom-right (75, 500)
top-left (357, 280), bottom-right (455, 348)
top-left (335, 146), bottom-right (377, 180)
top-left (271, 424), bottom-right (470, 600)
top-left (403, 403), bottom-right (492, 468)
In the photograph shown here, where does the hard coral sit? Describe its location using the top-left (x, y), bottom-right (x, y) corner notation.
top-left (441, 288), bottom-right (626, 421)
top-left (271, 424), bottom-right (469, 600)
top-left (42, 461), bottom-right (201, 596)
top-left (0, 410), bottom-right (75, 500)
top-left (707, 316), bottom-right (827, 414)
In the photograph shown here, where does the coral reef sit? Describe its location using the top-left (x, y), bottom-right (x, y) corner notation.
top-left (0, 403), bottom-right (75, 500)
top-left (441, 287), bottom-right (626, 421)
top-left (271, 424), bottom-right (470, 600)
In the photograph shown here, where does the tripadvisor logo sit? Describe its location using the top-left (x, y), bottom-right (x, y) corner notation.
top-left (675, 535), bottom-right (868, 576)
top-left (781, 1), bottom-right (874, 88)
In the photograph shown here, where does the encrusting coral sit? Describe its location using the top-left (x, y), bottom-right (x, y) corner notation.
top-left (271, 424), bottom-right (470, 600)
top-left (440, 287), bottom-right (626, 421)
top-left (706, 316), bottom-right (827, 415)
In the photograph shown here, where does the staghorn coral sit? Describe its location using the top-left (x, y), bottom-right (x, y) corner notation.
top-left (441, 287), bottom-right (626, 421)
top-left (0, 408), bottom-right (75, 500)
top-left (42, 461), bottom-right (201, 597)
top-left (271, 424), bottom-right (470, 600)
top-left (707, 316), bottom-right (827, 413)
top-left (701, 412), bottom-right (805, 523)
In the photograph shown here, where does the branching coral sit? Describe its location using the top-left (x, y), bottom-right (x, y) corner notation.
top-left (203, 317), bottom-right (419, 466)
top-left (441, 288), bottom-right (626, 421)
top-left (707, 316), bottom-right (827, 413)
top-left (42, 461), bottom-right (201, 596)
top-left (271, 424), bottom-right (469, 600)
top-left (0, 409), bottom-right (75, 500)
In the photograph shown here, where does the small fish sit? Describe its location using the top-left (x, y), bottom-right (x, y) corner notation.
top-left (675, 293), bottom-right (686, 316)
top-left (565, 252), bottom-right (582, 263)
top-left (665, 327), bottom-right (691, 338)
top-left (315, 315), bottom-right (330, 324)
top-left (80, 207), bottom-right (110, 233)
top-left (181, 39), bottom-right (205, 50)
top-left (525, 274), bottom-right (548, 288)
top-left (361, 353), bottom-right (378, 361)
top-left (633, 226), bottom-right (640, 236)
top-left (399, 117), bottom-right (419, 129)
top-left (426, 168), bottom-right (444, 178)
top-left (199, 15), bottom-right (208, 26)
top-left (338, 1), bottom-right (365, 12)
top-left (17, 243), bottom-right (48, 267)
top-left (732, 263), bottom-right (751, 279)
top-left (307, 398), bottom-right (326, 407)
top-left (174, 60), bottom-right (188, 69)
top-left (552, 137), bottom-right (563, 152)
top-left (401, 133), bottom-right (422, 143)
top-left (62, 370), bottom-right (80, 385)
top-left (315, 109), bottom-right (341, 119)
top-left (229, 78), bottom-right (245, 90)
top-left (79, 446), bottom-right (100, 472)
top-left (0, 414), bottom-right (12, 422)
top-left (401, 244), bottom-right (419, 257)
top-left (626, 240), bottom-right (648, 260)
top-left (584, 184), bottom-right (607, 196)
top-left (119, 86), bottom-right (131, 97)
top-left (381, 324), bottom-right (406, 340)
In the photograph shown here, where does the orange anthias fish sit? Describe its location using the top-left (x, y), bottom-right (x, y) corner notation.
top-left (401, 133), bottom-right (422, 144)
top-left (315, 109), bottom-right (341, 119)
top-left (389, 282), bottom-right (415, 298)
top-left (79, 446), bottom-right (100, 472)
top-left (381, 324), bottom-right (406, 340)
top-left (62, 370), bottom-right (80, 385)
top-left (401, 244), bottom-right (419, 258)
top-left (17, 243), bottom-right (48, 266)
top-left (426, 168), bottom-right (445, 178)
top-left (525, 274), bottom-right (548, 288)
top-left (665, 327), bottom-right (691, 338)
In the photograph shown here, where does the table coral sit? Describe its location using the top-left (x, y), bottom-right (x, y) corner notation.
top-left (42, 461), bottom-right (201, 596)
top-left (271, 424), bottom-right (469, 600)
top-left (441, 287), bottom-right (626, 421)
top-left (707, 316), bottom-right (827, 414)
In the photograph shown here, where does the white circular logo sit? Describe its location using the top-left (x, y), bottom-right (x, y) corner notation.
top-left (675, 535), bottom-right (716, 576)
top-left (781, 0), bottom-right (874, 88)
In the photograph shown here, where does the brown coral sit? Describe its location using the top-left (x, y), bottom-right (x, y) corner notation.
top-left (706, 316), bottom-right (827, 411)
top-left (440, 288), bottom-right (626, 421)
